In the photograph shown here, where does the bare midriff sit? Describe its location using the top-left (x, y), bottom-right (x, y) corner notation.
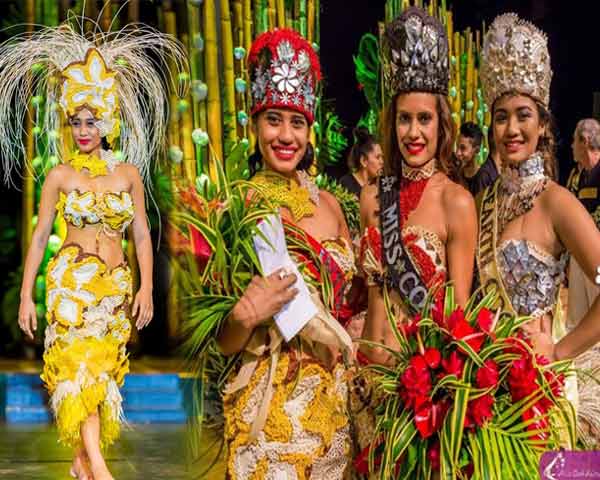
top-left (63, 224), bottom-right (126, 269)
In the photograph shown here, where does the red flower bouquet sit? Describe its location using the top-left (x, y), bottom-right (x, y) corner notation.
top-left (365, 287), bottom-right (575, 479)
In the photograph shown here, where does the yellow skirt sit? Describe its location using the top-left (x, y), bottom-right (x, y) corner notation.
top-left (41, 244), bottom-right (132, 449)
top-left (223, 352), bottom-right (351, 479)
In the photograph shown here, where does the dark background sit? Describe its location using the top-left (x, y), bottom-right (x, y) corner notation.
top-left (320, 0), bottom-right (600, 184)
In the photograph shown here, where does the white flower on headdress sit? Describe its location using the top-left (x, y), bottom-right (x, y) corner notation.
top-left (272, 63), bottom-right (300, 94)
top-left (60, 49), bottom-right (117, 118)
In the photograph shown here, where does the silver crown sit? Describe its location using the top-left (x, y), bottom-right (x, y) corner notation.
top-left (381, 7), bottom-right (449, 100)
top-left (481, 13), bottom-right (552, 107)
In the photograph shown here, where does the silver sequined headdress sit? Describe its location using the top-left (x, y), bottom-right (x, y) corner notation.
top-left (480, 13), bottom-right (552, 108)
top-left (381, 7), bottom-right (449, 101)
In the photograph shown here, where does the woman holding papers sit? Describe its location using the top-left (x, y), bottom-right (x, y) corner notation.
top-left (216, 29), bottom-right (355, 479)
top-left (351, 7), bottom-right (478, 469)
top-left (477, 13), bottom-right (600, 447)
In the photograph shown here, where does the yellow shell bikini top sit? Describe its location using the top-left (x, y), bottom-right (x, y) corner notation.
top-left (57, 189), bottom-right (134, 232)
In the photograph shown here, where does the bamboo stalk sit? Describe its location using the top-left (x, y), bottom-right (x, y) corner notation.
top-left (233, 0), bottom-right (243, 45)
top-left (84, 0), bottom-right (97, 32)
top-left (204, 0), bottom-right (223, 175)
top-left (276, 0), bottom-right (285, 28)
top-left (243, 0), bottom-right (252, 52)
top-left (127, 0), bottom-right (140, 25)
top-left (221, 0), bottom-right (237, 155)
top-left (187, 0), bottom-right (206, 174)
top-left (58, 0), bottom-right (70, 21)
top-left (307, 0), bottom-right (314, 42)
top-left (298, 0), bottom-right (307, 37)
top-left (254, 0), bottom-right (262, 34)
top-left (179, 33), bottom-right (196, 183)
top-left (315, 0), bottom-right (320, 45)
top-left (100, 0), bottom-right (112, 31)
top-left (267, 0), bottom-right (276, 30)
top-left (233, 0), bottom-right (244, 141)
top-left (242, 0), bottom-right (255, 149)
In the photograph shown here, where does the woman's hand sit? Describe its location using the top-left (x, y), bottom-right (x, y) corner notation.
top-left (231, 269), bottom-right (299, 330)
top-left (530, 330), bottom-right (556, 362)
top-left (133, 286), bottom-right (154, 329)
top-left (18, 298), bottom-right (37, 340)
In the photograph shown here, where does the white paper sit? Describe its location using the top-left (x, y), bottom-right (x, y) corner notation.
top-left (253, 214), bottom-right (318, 341)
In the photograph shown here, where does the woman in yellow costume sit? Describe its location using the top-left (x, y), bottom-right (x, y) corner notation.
top-left (0, 19), bottom-right (187, 480)
top-left (215, 29), bottom-right (355, 479)
top-left (478, 13), bottom-right (600, 447)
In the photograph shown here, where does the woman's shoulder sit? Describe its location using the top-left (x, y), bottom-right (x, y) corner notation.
top-left (438, 173), bottom-right (476, 215)
top-left (44, 163), bottom-right (70, 185)
top-left (540, 180), bottom-right (580, 214)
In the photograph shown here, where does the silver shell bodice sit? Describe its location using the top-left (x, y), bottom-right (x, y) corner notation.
top-left (498, 239), bottom-right (567, 318)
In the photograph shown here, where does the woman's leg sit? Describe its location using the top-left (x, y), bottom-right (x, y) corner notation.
top-left (70, 446), bottom-right (92, 479)
top-left (81, 410), bottom-right (114, 480)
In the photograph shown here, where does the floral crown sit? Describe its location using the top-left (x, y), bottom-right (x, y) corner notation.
top-left (248, 29), bottom-right (321, 124)
top-left (481, 13), bottom-right (552, 108)
top-left (59, 48), bottom-right (120, 143)
top-left (381, 7), bottom-right (450, 101)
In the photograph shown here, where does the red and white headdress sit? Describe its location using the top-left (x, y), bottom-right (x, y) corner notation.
top-left (248, 29), bottom-right (321, 125)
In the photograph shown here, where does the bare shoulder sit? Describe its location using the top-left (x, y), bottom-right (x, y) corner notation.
top-left (319, 189), bottom-right (339, 209)
top-left (117, 162), bottom-right (141, 178)
top-left (44, 164), bottom-right (70, 187)
top-left (541, 180), bottom-right (581, 215)
top-left (440, 175), bottom-right (475, 214)
top-left (319, 189), bottom-right (345, 220)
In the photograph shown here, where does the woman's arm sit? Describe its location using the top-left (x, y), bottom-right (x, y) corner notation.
top-left (18, 166), bottom-right (63, 339)
top-left (444, 183), bottom-right (477, 306)
top-left (357, 183), bottom-right (399, 364)
top-left (545, 185), bottom-right (600, 360)
top-left (217, 270), bottom-right (298, 356)
top-left (127, 164), bottom-right (154, 329)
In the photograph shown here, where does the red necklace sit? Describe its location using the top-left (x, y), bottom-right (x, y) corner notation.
top-left (399, 177), bottom-right (430, 226)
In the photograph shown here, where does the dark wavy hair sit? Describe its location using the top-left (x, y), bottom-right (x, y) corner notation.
top-left (380, 92), bottom-right (456, 176)
top-left (347, 127), bottom-right (377, 171)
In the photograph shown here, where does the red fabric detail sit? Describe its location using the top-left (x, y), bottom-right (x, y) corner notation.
top-left (356, 350), bottom-right (373, 366)
top-left (407, 242), bottom-right (437, 286)
top-left (248, 28), bottom-right (320, 124)
top-left (399, 177), bottom-right (429, 226)
top-left (248, 29), bottom-right (321, 80)
top-left (282, 220), bottom-right (347, 317)
top-left (360, 225), bottom-right (382, 266)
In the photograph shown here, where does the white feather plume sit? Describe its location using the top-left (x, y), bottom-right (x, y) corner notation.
top-left (0, 15), bottom-right (189, 185)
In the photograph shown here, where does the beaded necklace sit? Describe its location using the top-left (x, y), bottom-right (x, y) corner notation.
top-left (252, 169), bottom-right (320, 221)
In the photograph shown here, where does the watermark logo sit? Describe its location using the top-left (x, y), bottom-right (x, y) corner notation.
top-left (540, 451), bottom-right (600, 479)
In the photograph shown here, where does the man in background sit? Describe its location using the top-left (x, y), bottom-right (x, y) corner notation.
top-left (455, 122), bottom-right (498, 197)
top-left (568, 118), bottom-right (600, 328)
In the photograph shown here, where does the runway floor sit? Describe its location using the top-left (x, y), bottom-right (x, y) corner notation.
top-left (0, 424), bottom-right (226, 479)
